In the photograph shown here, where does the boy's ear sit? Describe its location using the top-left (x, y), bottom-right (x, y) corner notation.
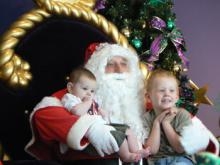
top-left (67, 82), bottom-right (74, 93)
top-left (176, 95), bottom-right (179, 100)
top-left (145, 93), bottom-right (153, 111)
top-left (176, 87), bottom-right (180, 100)
top-left (145, 92), bottom-right (151, 100)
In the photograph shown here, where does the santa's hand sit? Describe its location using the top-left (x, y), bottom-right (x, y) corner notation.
top-left (86, 122), bottom-right (119, 157)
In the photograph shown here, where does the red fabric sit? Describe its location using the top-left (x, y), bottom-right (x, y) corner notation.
top-left (27, 88), bottom-right (117, 160)
top-left (84, 43), bottom-right (100, 64)
top-left (206, 140), bottom-right (216, 154)
top-left (26, 89), bottom-right (83, 159)
top-left (34, 107), bottom-right (79, 144)
top-left (0, 160), bottom-right (3, 165)
top-left (27, 106), bottom-right (82, 159)
top-left (52, 88), bottom-right (68, 100)
top-left (146, 100), bottom-right (153, 111)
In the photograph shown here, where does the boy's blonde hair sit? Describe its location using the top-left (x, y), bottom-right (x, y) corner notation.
top-left (146, 69), bottom-right (179, 92)
top-left (69, 67), bottom-right (96, 83)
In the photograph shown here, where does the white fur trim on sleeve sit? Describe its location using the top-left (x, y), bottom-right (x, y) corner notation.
top-left (180, 116), bottom-right (211, 154)
top-left (66, 114), bottom-right (103, 150)
top-left (33, 97), bottom-right (63, 111)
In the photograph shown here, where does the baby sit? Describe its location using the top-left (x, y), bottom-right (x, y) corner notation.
top-left (61, 67), bottom-right (150, 163)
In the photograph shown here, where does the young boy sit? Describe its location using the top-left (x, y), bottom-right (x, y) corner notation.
top-left (143, 69), bottom-right (194, 165)
top-left (61, 67), bottom-right (150, 163)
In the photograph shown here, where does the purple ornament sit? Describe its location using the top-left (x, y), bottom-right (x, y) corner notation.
top-left (150, 16), bottom-right (166, 31)
top-left (148, 16), bottom-right (189, 68)
top-left (94, 0), bottom-right (106, 12)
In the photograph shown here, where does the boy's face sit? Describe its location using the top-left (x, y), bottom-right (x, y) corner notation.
top-left (148, 76), bottom-right (179, 112)
top-left (68, 75), bottom-right (96, 101)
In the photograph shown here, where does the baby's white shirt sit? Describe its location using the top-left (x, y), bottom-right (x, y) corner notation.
top-left (61, 93), bottom-right (82, 112)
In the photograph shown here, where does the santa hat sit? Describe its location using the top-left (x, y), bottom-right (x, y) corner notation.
top-left (84, 42), bottom-right (101, 64)
top-left (84, 42), bottom-right (142, 80)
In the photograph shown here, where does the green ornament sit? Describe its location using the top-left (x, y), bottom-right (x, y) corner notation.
top-left (195, 152), bottom-right (220, 165)
top-left (131, 38), bottom-right (142, 49)
top-left (176, 99), bottom-right (183, 107)
top-left (167, 18), bottom-right (175, 30)
top-left (148, 0), bottom-right (165, 7)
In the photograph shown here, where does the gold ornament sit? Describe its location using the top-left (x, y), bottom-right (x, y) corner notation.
top-left (0, 9), bottom-right (50, 87)
top-left (0, 1), bottom-right (131, 88)
top-left (140, 62), bottom-right (150, 80)
top-left (189, 80), bottom-right (213, 105)
top-left (121, 27), bottom-right (131, 38)
top-left (0, 142), bottom-right (11, 160)
top-left (142, 22), bottom-right (146, 29)
top-left (173, 64), bottom-right (188, 72)
top-left (35, 0), bottom-right (96, 9)
top-left (173, 64), bottom-right (182, 72)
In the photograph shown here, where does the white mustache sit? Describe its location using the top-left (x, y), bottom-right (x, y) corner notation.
top-left (104, 73), bottom-right (129, 80)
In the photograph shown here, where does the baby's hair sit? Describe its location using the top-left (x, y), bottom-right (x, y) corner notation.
top-left (69, 67), bottom-right (96, 83)
top-left (146, 69), bottom-right (179, 92)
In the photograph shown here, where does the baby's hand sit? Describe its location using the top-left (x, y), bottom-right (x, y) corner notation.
top-left (70, 99), bottom-right (93, 116)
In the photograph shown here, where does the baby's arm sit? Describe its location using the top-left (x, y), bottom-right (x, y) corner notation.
top-left (161, 107), bottom-right (184, 153)
top-left (71, 99), bottom-right (92, 116)
top-left (61, 94), bottom-right (92, 116)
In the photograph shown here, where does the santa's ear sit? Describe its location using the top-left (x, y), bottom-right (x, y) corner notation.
top-left (67, 82), bottom-right (74, 93)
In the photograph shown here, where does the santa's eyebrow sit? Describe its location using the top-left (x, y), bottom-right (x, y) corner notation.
top-left (121, 57), bottom-right (128, 62)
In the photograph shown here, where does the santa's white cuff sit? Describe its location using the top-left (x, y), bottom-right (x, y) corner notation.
top-left (66, 114), bottom-right (102, 150)
top-left (180, 116), bottom-right (219, 155)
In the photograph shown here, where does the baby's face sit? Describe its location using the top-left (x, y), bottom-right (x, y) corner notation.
top-left (148, 76), bottom-right (179, 112)
top-left (71, 75), bottom-right (96, 101)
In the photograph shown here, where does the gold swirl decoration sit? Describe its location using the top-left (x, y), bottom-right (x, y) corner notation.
top-left (34, 0), bottom-right (96, 9)
top-left (33, 0), bottom-right (130, 48)
top-left (0, 9), bottom-right (51, 87)
top-left (0, 1), bottom-right (130, 87)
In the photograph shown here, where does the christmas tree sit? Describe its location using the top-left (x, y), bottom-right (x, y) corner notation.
top-left (94, 0), bottom-right (212, 115)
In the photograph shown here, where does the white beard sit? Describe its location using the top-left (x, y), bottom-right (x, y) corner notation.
top-left (95, 73), bottom-right (147, 143)
top-left (84, 43), bottom-right (148, 142)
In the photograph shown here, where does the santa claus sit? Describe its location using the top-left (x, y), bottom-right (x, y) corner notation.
top-left (25, 43), bottom-right (146, 164)
top-left (85, 43), bottom-right (147, 144)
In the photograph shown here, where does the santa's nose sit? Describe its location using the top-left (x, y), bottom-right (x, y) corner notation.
top-left (115, 65), bottom-right (122, 73)
top-left (114, 64), bottom-right (123, 73)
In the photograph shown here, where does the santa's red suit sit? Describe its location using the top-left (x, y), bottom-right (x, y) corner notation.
top-left (25, 89), bottom-right (116, 160)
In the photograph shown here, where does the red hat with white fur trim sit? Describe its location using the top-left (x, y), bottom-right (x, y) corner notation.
top-left (84, 42), bottom-right (141, 80)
